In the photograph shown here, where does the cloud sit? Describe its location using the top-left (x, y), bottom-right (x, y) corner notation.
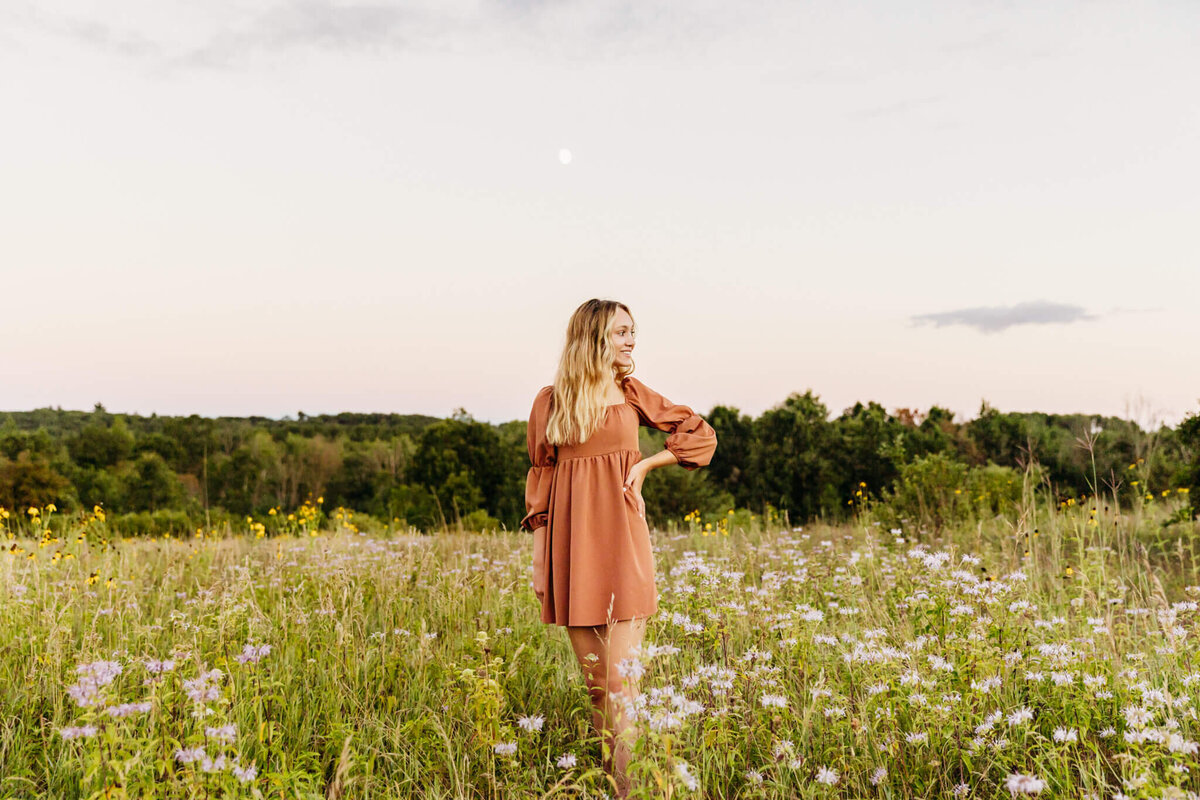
top-left (178, 0), bottom-right (688, 68)
top-left (911, 301), bottom-right (1099, 334)
top-left (14, 0), bottom-right (766, 70)
top-left (4, 4), bottom-right (162, 59)
top-left (176, 2), bottom-right (443, 69)
top-left (60, 19), bottom-right (162, 58)
top-left (8, 1), bottom-right (487, 69)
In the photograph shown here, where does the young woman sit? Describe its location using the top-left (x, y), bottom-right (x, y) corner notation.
top-left (521, 298), bottom-right (718, 797)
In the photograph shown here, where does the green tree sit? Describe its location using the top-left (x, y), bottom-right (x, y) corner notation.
top-left (67, 419), bottom-right (135, 469)
top-left (135, 432), bottom-right (182, 466)
top-left (887, 452), bottom-right (968, 534)
top-left (160, 415), bottom-right (218, 476)
top-left (965, 401), bottom-right (1029, 468)
top-left (832, 401), bottom-right (906, 503)
top-left (385, 483), bottom-right (441, 529)
top-left (1, 426), bottom-right (58, 461)
top-left (212, 431), bottom-right (282, 514)
top-left (751, 391), bottom-right (838, 521)
top-left (0, 452), bottom-right (74, 510)
top-left (326, 447), bottom-right (390, 514)
top-left (705, 405), bottom-right (756, 509)
top-left (68, 466), bottom-right (124, 510)
top-left (278, 434), bottom-right (343, 510)
top-left (641, 456), bottom-right (732, 526)
top-left (1177, 410), bottom-right (1200, 518)
top-left (121, 452), bottom-right (183, 512)
top-left (905, 406), bottom-right (961, 459)
top-left (411, 410), bottom-right (507, 525)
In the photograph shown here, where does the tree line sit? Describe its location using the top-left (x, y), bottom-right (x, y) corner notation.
top-left (1, 395), bottom-right (1197, 534)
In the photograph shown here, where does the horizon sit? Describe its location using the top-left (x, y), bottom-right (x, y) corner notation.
top-left (2, 389), bottom-right (1184, 431)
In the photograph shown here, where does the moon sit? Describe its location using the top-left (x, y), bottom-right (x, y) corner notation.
top-left (558, 148), bottom-right (572, 165)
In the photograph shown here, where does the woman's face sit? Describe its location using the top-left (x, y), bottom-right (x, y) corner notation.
top-left (609, 308), bottom-right (636, 371)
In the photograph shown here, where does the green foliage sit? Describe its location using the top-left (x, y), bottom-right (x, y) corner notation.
top-left (410, 410), bottom-right (512, 526)
top-left (704, 405), bottom-right (755, 507)
top-left (121, 452), bottom-right (186, 512)
top-left (459, 508), bottom-right (503, 532)
top-left (1178, 410), bottom-right (1200, 519)
top-left (1, 395), bottom-right (1196, 535)
top-left (107, 509), bottom-right (197, 536)
top-left (67, 419), bottom-right (135, 468)
top-left (885, 452), bottom-right (969, 532)
top-left (67, 465), bottom-right (123, 510)
top-left (641, 457), bottom-right (733, 527)
top-left (832, 400), bottom-right (907, 504)
top-left (0, 451), bottom-right (74, 510)
top-left (384, 483), bottom-right (441, 530)
top-left (964, 462), bottom-right (1039, 516)
top-left (0, 417), bottom-right (57, 460)
top-left (751, 391), bottom-right (839, 520)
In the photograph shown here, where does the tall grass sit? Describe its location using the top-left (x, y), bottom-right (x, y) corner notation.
top-left (2, 481), bottom-right (1198, 799)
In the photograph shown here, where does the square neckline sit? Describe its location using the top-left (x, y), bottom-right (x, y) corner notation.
top-left (604, 376), bottom-right (630, 407)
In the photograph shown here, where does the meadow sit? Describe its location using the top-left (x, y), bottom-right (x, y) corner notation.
top-left (3, 478), bottom-right (1200, 799)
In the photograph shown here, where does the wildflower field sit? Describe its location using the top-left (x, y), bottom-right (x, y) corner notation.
top-left (3, 481), bottom-right (1200, 799)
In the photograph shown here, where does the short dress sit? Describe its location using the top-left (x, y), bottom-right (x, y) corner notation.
top-left (521, 375), bottom-right (718, 626)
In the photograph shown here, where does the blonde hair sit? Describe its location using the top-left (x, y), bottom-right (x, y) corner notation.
top-left (545, 298), bottom-right (637, 446)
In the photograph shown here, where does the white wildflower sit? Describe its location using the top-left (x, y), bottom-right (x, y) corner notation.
top-left (234, 643), bottom-right (272, 665)
top-left (104, 701), bottom-right (152, 718)
top-left (676, 761), bottom-right (699, 791)
top-left (232, 762), bottom-right (258, 783)
top-left (516, 714), bottom-right (545, 732)
top-left (1052, 727), bottom-right (1077, 743)
top-left (1007, 707), bottom-right (1034, 726)
top-left (815, 766), bottom-right (839, 785)
top-left (175, 746), bottom-right (207, 764)
top-left (205, 723), bottom-right (237, 743)
top-left (1004, 773), bottom-right (1045, 795)
top-left (58, 725), bottom-right (98, 739)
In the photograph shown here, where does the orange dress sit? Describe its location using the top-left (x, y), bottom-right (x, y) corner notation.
top-left (521, 375), bottom-right (718, 626)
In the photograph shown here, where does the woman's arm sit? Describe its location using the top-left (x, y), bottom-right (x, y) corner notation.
top-left (521, 387), bottom-right (556, 534)
top-left (633, 449), bottom-right (679, 473)
top-left (622, 449), bottom-right (679, 518)
top-left (624, 377), bottom-right (717, 471)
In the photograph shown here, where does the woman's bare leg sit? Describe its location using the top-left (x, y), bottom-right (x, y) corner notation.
top-left (567, 617), bottom-right (648, 797)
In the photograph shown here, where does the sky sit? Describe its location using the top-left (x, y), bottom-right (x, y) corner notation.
top-left (1, 0), bottom-right (1197, 429)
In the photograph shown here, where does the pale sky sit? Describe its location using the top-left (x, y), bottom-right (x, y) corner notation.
top-left (2, 1), bottom-right (1197, 428)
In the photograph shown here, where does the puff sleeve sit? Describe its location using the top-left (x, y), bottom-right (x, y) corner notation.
top-left (625, 376), bottom-right (717, 471)
top-left (520, 385), bottom-right (556, 533)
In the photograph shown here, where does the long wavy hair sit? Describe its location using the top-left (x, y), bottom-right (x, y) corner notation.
top-left (545, 299), bottom-right (637, 446)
